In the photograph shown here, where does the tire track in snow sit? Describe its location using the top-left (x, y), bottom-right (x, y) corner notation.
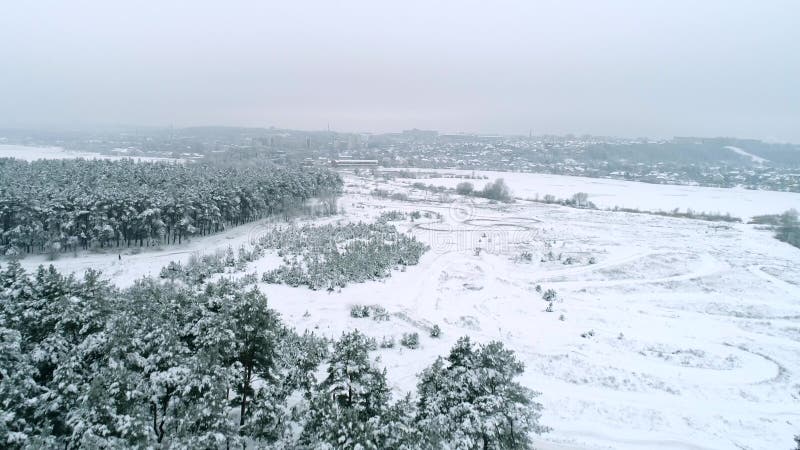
top-left (541, 253), bottom-right (727, 289)
top-left (748, 265), bottom-right (800, 297)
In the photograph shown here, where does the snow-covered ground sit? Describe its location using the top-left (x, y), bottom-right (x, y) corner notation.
top-left (0, 144), bottom-right (179, 162)
top-left (382, 167), bottom-right (799, 220)
top-left (13, 173), bottom-right (800, 450)
top-left (724, 146), bottom-right (769, 164)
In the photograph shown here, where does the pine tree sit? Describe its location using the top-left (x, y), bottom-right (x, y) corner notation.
top-left (301, 330), bottom-right (392, 449)
top-left (0, 327), bottom-right (45, 449)
top-left (377, 393), bottom-right (423, 450)
top-left (226, 287), bottom-right (283, 440)
top-left (416, 337), bottom-right (549, 449)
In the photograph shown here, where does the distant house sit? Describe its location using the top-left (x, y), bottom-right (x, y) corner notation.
top-left (331, 159), bottom-right (378, 168)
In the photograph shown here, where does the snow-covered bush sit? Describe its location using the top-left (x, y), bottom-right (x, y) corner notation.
top-left (401, 332), bottom-right (420, 349)
top-left (380, 336), bottom-right (396, 348)
top-left (235, 272), bottom-right (259, 288)
top-left (478, 178), bottom-right (512, 202)
top-left (350, 304), bottom-right (370, 318)
top-left (377, 210), bottom-right (407, 222)
top-left (455, 181), bottom-right (474, 195)
top-left (370, 305), bottom-right (390, 321)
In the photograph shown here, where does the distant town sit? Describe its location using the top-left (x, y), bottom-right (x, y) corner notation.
top-left (2, 126), bottom-right (799, 192)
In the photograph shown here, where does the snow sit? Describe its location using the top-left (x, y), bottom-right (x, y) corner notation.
top-left (384, 167), bottom-right (800, 220)
top-left (0, 144), bottom-right (180, 162)
top-left (13, 173), bottom-right (800, 450)
top-left (724, 146), bottom-right (769, 164)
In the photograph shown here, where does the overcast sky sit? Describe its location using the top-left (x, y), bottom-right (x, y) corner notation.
top-left (1, 1), bottom-right (798, 141)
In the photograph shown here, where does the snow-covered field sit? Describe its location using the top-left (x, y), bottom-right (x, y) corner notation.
top-left (382, 167), bottom-right (799, 219)
top-left (0, 144), bottom-right (179, 162)
top-left (15, 172), bottom-right (800, 450)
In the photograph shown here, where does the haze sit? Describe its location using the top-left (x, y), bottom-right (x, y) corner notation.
top-left (1, 0), bottom-right (799, 141)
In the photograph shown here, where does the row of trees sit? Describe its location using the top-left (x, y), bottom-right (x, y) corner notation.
top-left (529, 192), bottom-right (597, 209)
top-left (1, 262), bottom-right (548, 449)
top-left (0, 158), bottom-right (342, 256)
top-left (773, 209), bottom-right (800, 249)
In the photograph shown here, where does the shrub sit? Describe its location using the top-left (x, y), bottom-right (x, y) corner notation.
top-left (235, 272), bottom-right (259, 287)
top-left (479, 178), bottom-right (512, 202)
top-left (430, 324), bottom-right (441, 338)
top-left (377, 210), bottom-right (406, 222)
top-left (350, 304), bottom-right (370, 318)
top-left (370, 305), bottom-right (390, 321)
top-left (456, 181), bottom-right (474, 195)
top-left (542, 289), bottom-right (557, 302)
top-left (401, 332), bottom-right (420, 349)
top-left (379, 336), bottom-right (396, 348)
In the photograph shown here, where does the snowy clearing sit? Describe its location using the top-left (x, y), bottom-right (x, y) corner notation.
top-left (15, 173), bottom-right (800, 450)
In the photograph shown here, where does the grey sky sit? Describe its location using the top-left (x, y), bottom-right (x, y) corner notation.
top-left (1, 1), bottom-right (798, 141)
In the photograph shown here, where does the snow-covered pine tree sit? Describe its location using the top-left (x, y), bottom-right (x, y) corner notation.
top-left (0, 327), bottom-right (45, 449)
top-left (300, 330), bottom-right (392, 449)
top-left (226, 286), bottom-right (285, 442)
top-left (416, 336), bottom-right (549, 449)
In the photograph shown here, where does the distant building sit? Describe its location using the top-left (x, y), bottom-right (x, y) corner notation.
top-left (331, 159), bottom-right (378, 168)
top-left (402, 128), bottom-right (438, 142)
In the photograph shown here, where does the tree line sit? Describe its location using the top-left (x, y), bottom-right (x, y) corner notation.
top-left (0, 262), bottom-right (548, 449)
top-left (0, 158), bottom-right (342, 256)
top-left (750, 209), bottom-right (800, 249)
